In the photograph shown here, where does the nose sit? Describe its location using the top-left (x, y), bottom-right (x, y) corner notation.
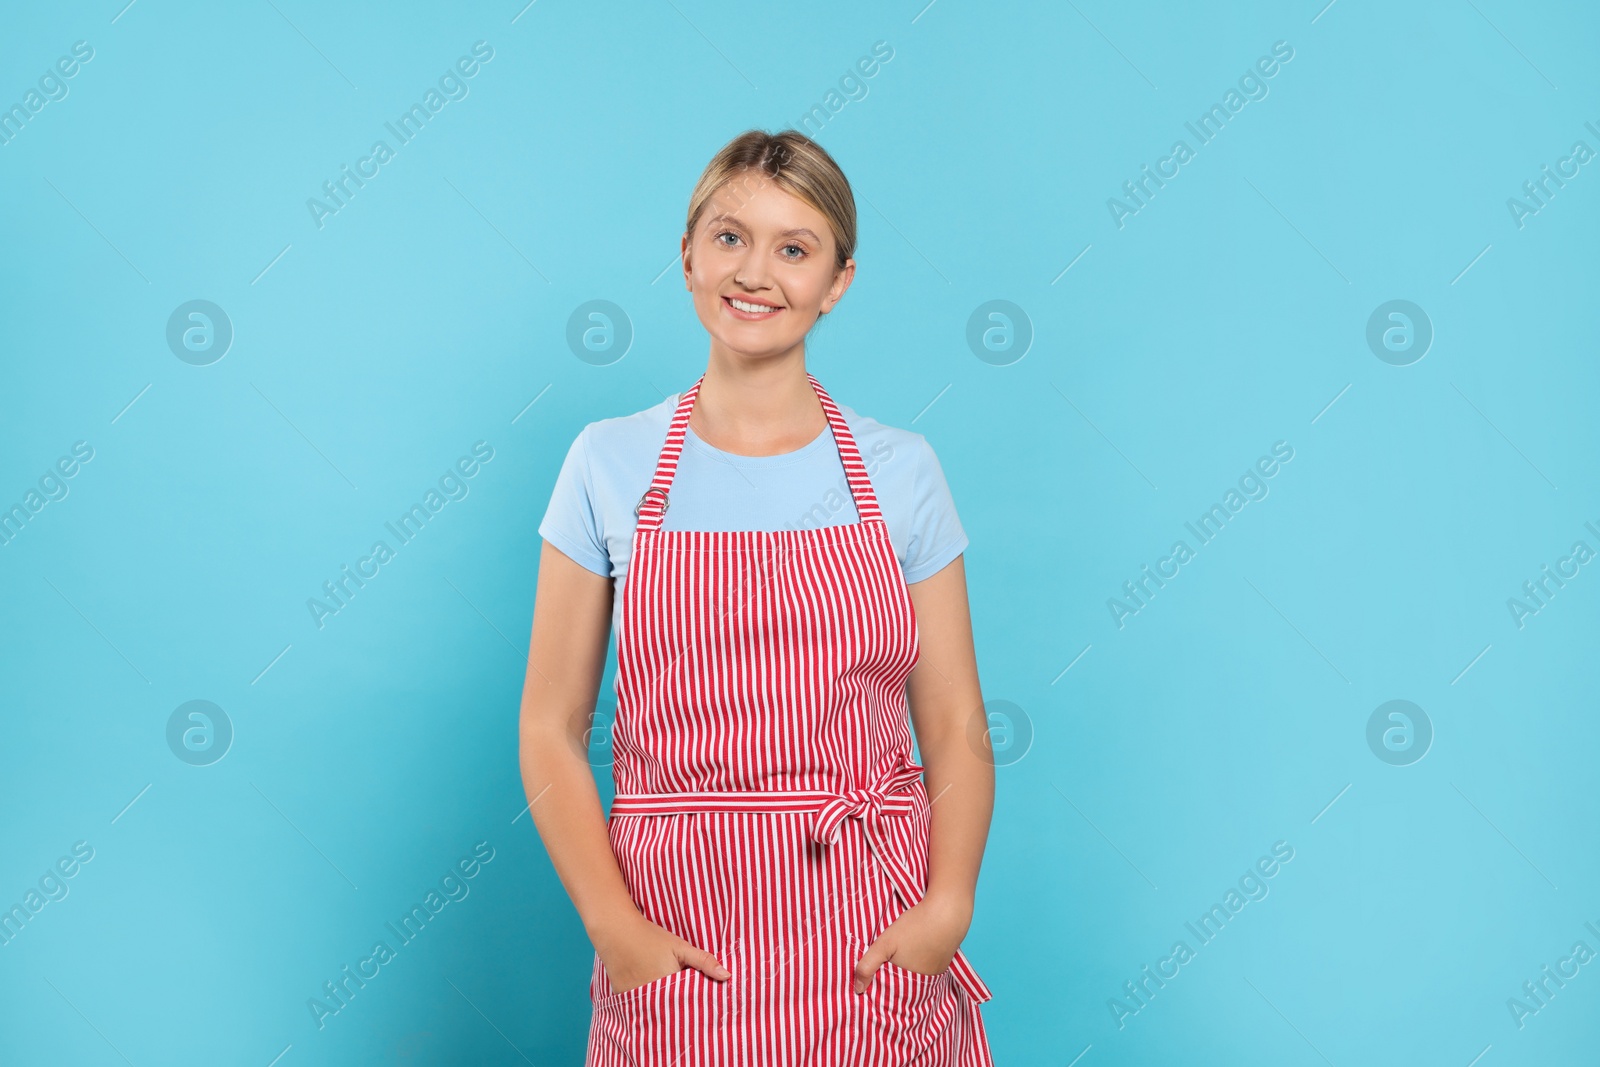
top-left (733, 248), bottom-right (774, 291)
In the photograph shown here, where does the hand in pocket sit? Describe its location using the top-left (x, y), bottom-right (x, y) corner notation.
top-left (596, 910), bottom-right (730, 995)
top-left (853, 896), bottom-right (970, 992)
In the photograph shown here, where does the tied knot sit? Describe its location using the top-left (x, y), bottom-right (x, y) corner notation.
top-left (811, 787), bottom-right (890, 846)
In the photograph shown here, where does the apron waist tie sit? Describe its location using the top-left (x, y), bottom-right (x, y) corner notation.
top-left (608, 769), bottom-right (993, 1005)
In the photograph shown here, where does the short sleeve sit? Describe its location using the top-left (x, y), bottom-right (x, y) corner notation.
top-left (901, 437), bottom-right (969, 584)
top-left (537, 427), bottom-right (612, 577)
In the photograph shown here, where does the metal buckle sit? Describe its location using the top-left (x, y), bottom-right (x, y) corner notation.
top-left (635, 486), bottom-right (669, 517)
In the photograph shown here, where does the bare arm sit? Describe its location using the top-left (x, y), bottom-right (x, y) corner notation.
top-left (906, 553), bottom-right (994, 912)
top-left (854, 554), bottom-right (995, 988)
top-left (518, 540), bottom-right (633, 935)
top-left (518, 540), bottom-right (729, 992)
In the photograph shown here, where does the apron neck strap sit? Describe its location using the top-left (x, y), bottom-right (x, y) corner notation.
top-left (635, 372), bottom-right (884, 532)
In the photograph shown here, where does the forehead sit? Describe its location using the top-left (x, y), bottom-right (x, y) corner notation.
top-left (704, 173), bottom-right (827, 230)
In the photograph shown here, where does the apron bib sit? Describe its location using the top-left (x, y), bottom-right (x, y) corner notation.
top-left (585, 372), bottom-right (994, 1066)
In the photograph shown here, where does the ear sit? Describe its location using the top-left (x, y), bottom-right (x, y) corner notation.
top-left (819, 258), bottom-right (856, 314)
top-left (681, 233), bottom-right (693, 290)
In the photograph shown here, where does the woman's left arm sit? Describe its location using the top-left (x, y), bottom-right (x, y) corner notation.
top-left (854, 554), bottom-right (995, 991)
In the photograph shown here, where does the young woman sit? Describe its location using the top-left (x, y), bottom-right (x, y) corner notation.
top-left (519, 129), bottom-right (996, 1065)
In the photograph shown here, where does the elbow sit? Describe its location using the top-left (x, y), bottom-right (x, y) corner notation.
top-left (519, 700), bottom-right (591, 766)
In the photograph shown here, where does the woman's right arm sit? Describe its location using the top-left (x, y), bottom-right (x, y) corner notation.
top-left (518, 539), bottom-right (730, 993)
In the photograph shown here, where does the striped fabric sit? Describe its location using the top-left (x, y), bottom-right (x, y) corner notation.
top-left (585, 373), bottom-right (994, 1065)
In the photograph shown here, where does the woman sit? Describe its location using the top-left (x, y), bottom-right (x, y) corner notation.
top-left (520, 129), bottom-right (996, 1065)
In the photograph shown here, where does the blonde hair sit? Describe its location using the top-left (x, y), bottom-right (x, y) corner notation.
top-left (684, 129), bottom-right (856, 272)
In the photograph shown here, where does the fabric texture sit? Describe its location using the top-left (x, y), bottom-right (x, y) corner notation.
top-left (584, 372), bottom-right (994, 1066)
top-left (537, 389), bottom-right (969, 635)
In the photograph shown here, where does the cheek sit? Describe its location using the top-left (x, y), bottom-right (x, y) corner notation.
top-left (792, 276), bottom-right (830, 307)
top-left (690, 257), bottom-right (723, 293)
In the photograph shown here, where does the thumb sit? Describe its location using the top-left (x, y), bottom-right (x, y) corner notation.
top-left (677, 942), bottom-right (731, 982)
top-left (853, 937), bottom-right (891, 994)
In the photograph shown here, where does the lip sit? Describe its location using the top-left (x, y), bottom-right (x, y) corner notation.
top-left (722, 294), bottom-right (784, 321)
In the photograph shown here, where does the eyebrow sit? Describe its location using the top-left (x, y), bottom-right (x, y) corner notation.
top-left (704, 213), bottom-right (821, 244)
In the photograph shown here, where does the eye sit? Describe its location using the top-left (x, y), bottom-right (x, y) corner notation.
top-left (714, 230), bottom-right (741, 248)
top-left (781, 243), bottom-right (807, 260)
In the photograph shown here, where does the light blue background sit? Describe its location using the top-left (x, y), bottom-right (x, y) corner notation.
top-left (2, 1), bottom-right (1597, 1064)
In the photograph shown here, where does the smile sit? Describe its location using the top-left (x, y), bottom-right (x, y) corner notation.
top-left (724, 295), bottom-right (783, 319)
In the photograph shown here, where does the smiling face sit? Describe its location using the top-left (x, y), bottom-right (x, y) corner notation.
top-left (682, 169), bottom-right (855, 366)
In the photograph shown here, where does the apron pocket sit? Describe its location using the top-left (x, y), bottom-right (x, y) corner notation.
top-left (859, 953), bottom-right (961, 1055)
top-left (879, 957), bottom-right (951, 984)
top-left (593, 960), bottom-right (701, 1007)
top-left (591, 944), bottom-right (740, 1064)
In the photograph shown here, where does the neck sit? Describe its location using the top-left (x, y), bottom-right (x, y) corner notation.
top-left (690, 348), bottom-right (826, 457)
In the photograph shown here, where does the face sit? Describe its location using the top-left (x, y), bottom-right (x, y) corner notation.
top-left (682, 170), bottom-right (855, 365)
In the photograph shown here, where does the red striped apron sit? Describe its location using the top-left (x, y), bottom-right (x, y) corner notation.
top-left (585, 372), bottom-right (994, 1066)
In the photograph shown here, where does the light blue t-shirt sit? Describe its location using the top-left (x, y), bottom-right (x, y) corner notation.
top-left (538, 390), bottom-right (969, 635)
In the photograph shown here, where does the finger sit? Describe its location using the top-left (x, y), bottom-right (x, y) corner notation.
top-left (677, 943), bottom-right (731, 981)
top-left (853, 940), bottom-right (890, 994)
